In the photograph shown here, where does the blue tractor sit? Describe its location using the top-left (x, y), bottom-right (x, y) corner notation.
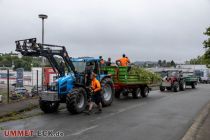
top-left (15, 38), bottom-right (114, 114)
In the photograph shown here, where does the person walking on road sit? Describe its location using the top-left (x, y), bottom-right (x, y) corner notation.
top-left (116, 54), bottom-right (130, 66)
top-left (87, 72), bottom-right (102, 115)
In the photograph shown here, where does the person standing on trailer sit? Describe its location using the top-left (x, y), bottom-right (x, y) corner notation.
top-left (106, 57), bottom-right (112, 66)
top-left (116, 54), bottom-right (130, 66)
top-left (99, 56), bottom-right (105, 66)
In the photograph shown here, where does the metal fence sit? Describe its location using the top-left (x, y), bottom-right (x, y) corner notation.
top-left (0, 69), bottom-right (41, 104)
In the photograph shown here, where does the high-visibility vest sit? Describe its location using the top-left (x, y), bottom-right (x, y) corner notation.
top-left (91, 78), bottom-right (101, 93)
top-left (119, 57), bottom-right (130, 66)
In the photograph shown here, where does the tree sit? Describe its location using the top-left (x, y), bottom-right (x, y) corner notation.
top-left (170, 60), bottom-right (176, 67)
top-left (203, 26), bottom-right (210, 59)
top-left (158, 60), bottom-right (162, 67)
top-left (162, 60), bottom-right (166, 67)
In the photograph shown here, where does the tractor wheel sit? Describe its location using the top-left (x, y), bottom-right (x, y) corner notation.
top-left (180, 81), bottom-right (186, 91)
top-left (66, 87), bottom-right (87, 114)
top-left (101, 78), bottom-right (114, 106)
top-left (160, 86), bottom-right (165, 92)
top-left (191, 82), bottom-right (196, 89)
top-left (141, 86), bottom-right (149, 98)
top-left (173, 82), bottom-right (179, 92)
top-left (39, 100), bottom-right (59, 113)
top-left (132, 88), bottom-right (141, 99)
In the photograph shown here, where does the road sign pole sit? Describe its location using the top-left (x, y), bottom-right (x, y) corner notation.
top-left (7, 69), bottom-right (9, 104)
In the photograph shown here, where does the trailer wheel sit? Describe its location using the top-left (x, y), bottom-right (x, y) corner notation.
top-left (101, 78), bottom-right (114, 106)
top-left (66, 87), bottom-right (87, 114)
top-left (132, 88), bottom-right (141, 99)
top-left (141, 87), bottom-right (149, 98)
top-left (39, 100), bottom-right (59, 113)
top-left (160, 86), bottom-right (165, 92)
top-left (115, 91), bottom-right (121, 98)
top-left (173, 82), bottom-right (179, 92)
top-left (191, 82), bottom-right (196, 89)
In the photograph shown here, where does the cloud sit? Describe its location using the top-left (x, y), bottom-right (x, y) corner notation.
top-left (0, 0), bottom-right (210, 62)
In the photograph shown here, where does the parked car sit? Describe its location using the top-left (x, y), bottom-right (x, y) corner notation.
top-left (14, 87), bottom-right (27, 95)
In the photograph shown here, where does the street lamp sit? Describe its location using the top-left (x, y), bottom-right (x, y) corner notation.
top-left (38, 14), bottom-right (48, 45)
top-left (38, 14), bottom-right (48, 65)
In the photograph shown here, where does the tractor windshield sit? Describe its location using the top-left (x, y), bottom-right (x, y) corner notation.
top-left (72, 61), bottom-right (86, 73)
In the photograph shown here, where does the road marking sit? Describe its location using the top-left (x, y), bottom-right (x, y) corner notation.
top-left (90, 102), bottom-right (146, 122)
top-left (67, 125), bottom-right (98, 136)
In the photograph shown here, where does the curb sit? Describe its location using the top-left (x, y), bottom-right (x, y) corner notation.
top-left (0, 104), bottom-right (39, 119)
top-left (181, 101), bottom-right (210, 140)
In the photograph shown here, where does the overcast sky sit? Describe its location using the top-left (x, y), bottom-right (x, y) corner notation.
top-left (0, 0), bottom-right (210, 62)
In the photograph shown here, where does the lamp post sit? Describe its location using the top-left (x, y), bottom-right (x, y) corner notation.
top-left (38, 14), bottom-right (48, 65)
top-left (38, 14), bottom-right (48, 45)
top-left (38, 14), bottom-right (48, 90)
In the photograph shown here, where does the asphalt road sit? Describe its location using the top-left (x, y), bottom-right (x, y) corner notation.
top-left (0, 84), bottom-right (210, 140)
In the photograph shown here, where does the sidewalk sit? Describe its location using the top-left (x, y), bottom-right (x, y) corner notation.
top-left (182, 101), bottom-right (210, 140)
top-left (195, 105), bottom-right (210, 140)
top-left (0, 98), bottom-right (39, 118)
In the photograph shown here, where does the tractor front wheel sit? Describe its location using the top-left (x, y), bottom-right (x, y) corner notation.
top-left (66, 87), bottom-right (87, 114)
top-left (39, 100), bottom-right (59, 113)
top-left (160, 86), bottom-right (165, 92)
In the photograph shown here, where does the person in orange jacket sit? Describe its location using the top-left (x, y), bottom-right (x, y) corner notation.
top-left (116, 54), bottom-right (130, 66)
top-left (87, 72), bottom-right (102, 114)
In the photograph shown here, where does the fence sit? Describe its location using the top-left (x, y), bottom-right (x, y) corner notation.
top-left (0, 69), bottom-right (41, 104)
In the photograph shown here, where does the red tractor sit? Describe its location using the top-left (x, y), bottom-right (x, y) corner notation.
top-left (159, 70), bottom-right (185, 92)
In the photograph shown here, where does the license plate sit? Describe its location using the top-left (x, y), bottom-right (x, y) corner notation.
top-left (39, 91), bottom-right (59, 101)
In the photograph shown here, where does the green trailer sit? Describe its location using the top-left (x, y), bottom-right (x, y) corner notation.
top-left (183, 72), bottom-right (198, 89)
top-left (101, 66), bottom-right (161, 99)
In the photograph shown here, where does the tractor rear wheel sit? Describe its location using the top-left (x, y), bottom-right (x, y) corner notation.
top-left (66, 87), bottom-right (87, 114)
top-left (180, 81), bottom-right (186, 91)
top-left (101, 78), bottom-right (114, 106)
top-left (173, 82), bottom-right (179, 92)
top-left (39, 100), bottom-right (59, 113)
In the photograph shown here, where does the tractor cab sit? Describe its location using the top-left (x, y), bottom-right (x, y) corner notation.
top-left (71, 57), bottom-right (106, 84)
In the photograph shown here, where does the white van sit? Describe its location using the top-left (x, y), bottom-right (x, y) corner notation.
top-left (196, 69), bottom-right (210, 84)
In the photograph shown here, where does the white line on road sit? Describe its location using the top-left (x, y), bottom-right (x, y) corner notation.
top-left (67, 125), bottom-right (99, 136)
top-left (90, 102), bottom-right (147, 122)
